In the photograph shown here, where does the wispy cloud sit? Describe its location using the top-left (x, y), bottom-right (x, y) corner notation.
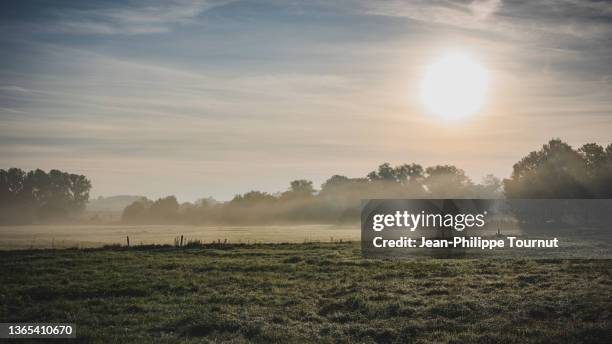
top-left (351, 0), bottom-right (502, 28)
top-left (351, 0), bottom-right (612, 41)
top-left (0, 85), bottom-right (31, 93)
top-left (469, 0), bottom-right (502, 20)
top-left (41, 0), bottom-right (234, 35)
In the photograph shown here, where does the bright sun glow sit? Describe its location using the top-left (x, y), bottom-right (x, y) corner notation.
top-left (420, 52), bottom-right (489, 120)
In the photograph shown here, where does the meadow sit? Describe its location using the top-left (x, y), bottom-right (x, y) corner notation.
top-left (1, 242), bottom-right (610, 343)
top-left (0, 224), bottom-right (360, 250)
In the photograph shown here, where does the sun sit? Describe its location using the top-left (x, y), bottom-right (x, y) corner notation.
top-left (420, 52), bottom-right (489, 120)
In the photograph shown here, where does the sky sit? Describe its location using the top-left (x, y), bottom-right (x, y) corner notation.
top-left (1, 0), bottom-right (612, 201)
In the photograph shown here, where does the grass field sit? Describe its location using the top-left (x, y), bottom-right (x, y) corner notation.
top-left (0, 224), bottom-right (359, 249)
top-left (1, 242), bottom-right (611, 343)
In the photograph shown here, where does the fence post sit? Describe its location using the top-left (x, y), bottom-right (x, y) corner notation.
top-left (126, 236), bottom-right (130, 247)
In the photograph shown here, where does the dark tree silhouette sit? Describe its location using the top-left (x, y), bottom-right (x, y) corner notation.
top-left (0, 168), bottom-right (91, 223)
top-left (231, 191), bottom-right (276, 206)
top-left (579, 142), bottom-right (612, 197)
top-left (504, 139), bottom-right (612, 226)
top-left (504, 139), bottom-right (596, 198)
top-left (320, 175), bottom-right (351, 194)
top-left (122, 201), bottom-right (148, 224)
top-left (424, 165), bottom-right (473, 197)
top-left (281, 180), bottom-right (315, 200)
top-left (395, 163), bottom-right (425, 185)
top-left (368, 162), bottom-right (426, 186)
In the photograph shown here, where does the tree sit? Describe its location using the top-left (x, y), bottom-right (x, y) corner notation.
top-left (150, 196), bottom-right (180, 221)
top-left (68, 173), bottom-right (91, 212)
top-left (367, 163), bottom-right (396, 182)
top-left (122, 201), bottom-right (148, 223)
top-left (230, 191), bottom-right (276, 206)
top-left (475, 174), bottom-right (503, 198)
top-left (0, 168), bottom-right (91, 223)
top-left (367, 162), bottom-right (425, 185)
top-left (282, 179), bottom-right (315, 200)
top-left (504, 139), bottom-right (588, 198)
top-left (577, 142), bottom-right (612, 197)
top-left (394, 163), bottom-right (424, 184)
top-left (320, 175), bottom-right (351, 194)
top-left (424, 165), bottom-right (473, 197)
top-left (0, 168), bottom-right (26, 205)
top-left (579, 143), bottom-right (606, 173)
top-left (602, 143), bottom-right (612, 196)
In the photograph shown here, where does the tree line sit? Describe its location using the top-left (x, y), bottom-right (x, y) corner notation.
top-left (2, 138), bottom-right (612, 224)
top-left (505, 139), bottom-right (612, 198)
top-left (121, 139), bottom-right (612, 225)
top-left (0, 168), bottom-right (91, 224)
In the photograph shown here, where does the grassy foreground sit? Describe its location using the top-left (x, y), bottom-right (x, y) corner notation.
top-left (0, 243), bottom-right (610, 343)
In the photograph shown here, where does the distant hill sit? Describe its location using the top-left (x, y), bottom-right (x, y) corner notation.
top-left (87, 195), bottom-right (146, 212)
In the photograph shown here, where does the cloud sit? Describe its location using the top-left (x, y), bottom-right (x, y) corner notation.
top-left (45, 0), bottom-right (234, 35)
top-left (352, 0), bottom-right (502, 27)
top-left (469, 0), bottom-right (502, 20)
top-left (0, 85), bottom-right (30, 93)
top-left (350, 0), bottom-right (612, 41)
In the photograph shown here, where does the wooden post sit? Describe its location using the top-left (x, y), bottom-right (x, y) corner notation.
top-left (180, 235), bottom-right (184, 248)
top-left (126, 236), bottom-right (130, 247)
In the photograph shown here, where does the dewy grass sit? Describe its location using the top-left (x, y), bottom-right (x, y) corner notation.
top-left (0, 242), bottom-right (610, 343)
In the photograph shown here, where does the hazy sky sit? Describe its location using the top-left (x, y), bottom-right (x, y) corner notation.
top-left (1, 0), bottom-right (612, 201)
